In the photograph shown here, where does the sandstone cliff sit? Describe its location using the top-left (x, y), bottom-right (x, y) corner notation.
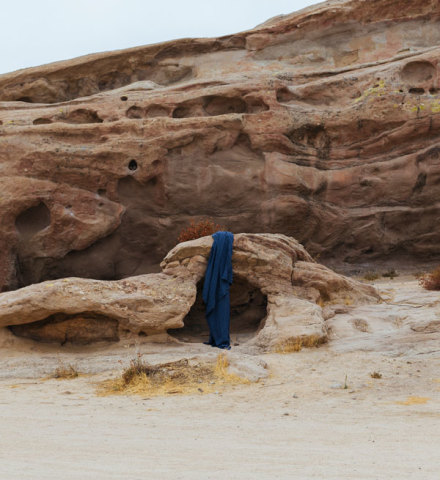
top-left (1, 0), bottom-right (440, 291)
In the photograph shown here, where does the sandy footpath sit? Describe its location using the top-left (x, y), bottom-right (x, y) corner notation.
top-left (1, 278), bottom-right (439, 479)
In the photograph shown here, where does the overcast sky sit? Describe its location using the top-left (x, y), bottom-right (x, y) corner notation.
top-left (0, 0), bottom-right (321, 74)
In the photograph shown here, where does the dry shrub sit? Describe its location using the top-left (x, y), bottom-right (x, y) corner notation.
top-left (52, 361), bottom-right (79, 379)
top-left (383, 269), bottom-right (398, 279)
top-left (177, 218), bottom-right (226, 243)
top-left (274, 334), bottom-right (326, 354)
top-left (419, 266), bottom-right (440, 290)
top-left (363, 272), bottom-right (379, 281)
top-left (370, 371), bottom-right (382, 379)
top-left (98, 353), bottom-right (249, 397)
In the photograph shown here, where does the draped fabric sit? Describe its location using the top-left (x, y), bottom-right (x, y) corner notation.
top-left (202, 231), bottom-right (234, 349)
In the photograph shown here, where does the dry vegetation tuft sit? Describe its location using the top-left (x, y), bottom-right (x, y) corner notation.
top-left (177, 218), bottom-right (226, 243)
top-left (363, 272), bottom-right (380, 281)
top-left (274, 335), bottom-right (326, 353)
top-left (370, 371), bottom-right (382, 379)
top-left (98, 353), bottom-right (249, 397)
top-left (382, 269), bottom-right (398, 279)
top-left (419, 266), bottom-right (440, 291)
top-left (51, 361), bottom-right (79, 379)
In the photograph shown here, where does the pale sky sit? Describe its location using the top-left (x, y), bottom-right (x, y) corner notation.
top-left (0, 0), bottom-right (321, 74)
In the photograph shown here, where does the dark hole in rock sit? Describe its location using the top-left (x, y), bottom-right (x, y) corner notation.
top-left (401, 61), bottom-right (436, 84)
top-left (245, 97), bottom-right (270, 113)
top-left (120, 96), bottom-right (128, 101)
top-left (204, 96), bottom-right (247, 116)
top-left (409, 87), bottom-right (425, 95)
top-left (33, 118), bottom-right (52, 125)
top-left (16, 97), bottom-right (33, 103)
top-left (98, 71), bottom-right (131, 91)
top-left (128, 159), bottom-right (138, 171)
top-left (429, 88), bottom-right (439, 94)
top-left (172, 106), bottom-right (191, 118)
top-left (288, 124), bottom-right (331, 159)
top-left (126, 106), bottom-right (144, 119)
top-left (63, 109), bottom-right (103, 124)
top-left (0, 120), bottom-right (2, 125)
top-left (9, 313), bottom-right (119, 345)
top-left (168, 276), bottom-right (267, 345)
top-left (412, 172), bottom-right (427, 194)
top-left (145, 104), bottom-right (169, 117)
top-left (276, 87), bottom-right (296, 103)
top-left (15, 202), bottom-right (51, 240)
top-left (97, 188), bottom-right (107, 196)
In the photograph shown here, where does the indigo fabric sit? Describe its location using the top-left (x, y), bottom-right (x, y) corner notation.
top-left (202, 231), bottom-right (234, 349)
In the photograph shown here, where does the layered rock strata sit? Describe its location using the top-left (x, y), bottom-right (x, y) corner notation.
top-left (2, 0), bottom-right (440, 291)
top-left (0, 233), bottom-right (379, 349)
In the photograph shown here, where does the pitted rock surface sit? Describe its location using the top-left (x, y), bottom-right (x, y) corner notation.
top-left (2, 0), bottom-right (440, 292)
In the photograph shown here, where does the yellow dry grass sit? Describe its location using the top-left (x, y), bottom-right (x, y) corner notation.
top-left (274, 335), bottom-right (325, 354)
top-left (396, 396), bottom-right (430, 406)
top-left (97, 353), bottom-right (250, 397)
top-left (50, 362), bottom-right (79, 380)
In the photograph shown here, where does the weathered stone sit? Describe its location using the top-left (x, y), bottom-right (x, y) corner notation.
top-left (162, 233), bottom-right (380, 349)
top-left (10, 315), bottom-right (119, 345)
top-left (0, 233), bottom-right (379, 348)
top-left (0, 274), bottom-right (196, 342)
top-left (1, 0), bottom-right (440, 290)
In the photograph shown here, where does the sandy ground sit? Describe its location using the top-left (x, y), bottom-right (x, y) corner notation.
top-left (1, 278), bottom-right (440, 479)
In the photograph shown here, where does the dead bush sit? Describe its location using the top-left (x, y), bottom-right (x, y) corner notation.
top-left (419, 266), bottom-right (440, 290)
top-left (363, 271), bottom-right (379, 281)
top-left (274, 334), bottom-right (326, 353)
top-left (177, 218), bottom-right (226, 243)
top-left (98, 353), bottom-right (249, 397)
top-left (52, 361), bottom-right (79, 379)
top-left (382, 269), bottom-right (398, 279)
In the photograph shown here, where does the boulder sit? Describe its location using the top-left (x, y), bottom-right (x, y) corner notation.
top-left (0, 233), bottom-right (379, 349)
top-left (0, 274), bottom-right (196, 343)
top-left (162, 233), bottom-right (379, 349)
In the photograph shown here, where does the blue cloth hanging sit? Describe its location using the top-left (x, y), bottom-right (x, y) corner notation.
top-left (202, 231), bottom-right (234, 349)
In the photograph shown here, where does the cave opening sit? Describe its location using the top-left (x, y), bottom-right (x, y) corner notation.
top-left (15, 97), bottom-right (33, 103)
top-left (168, 276), bottom-right (267, 345)
top-left (15, 202), bottom-right (51, 240)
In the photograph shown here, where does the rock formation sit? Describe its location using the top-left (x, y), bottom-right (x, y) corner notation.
top-left (1, 0), bottom-right (440, 291)
top-left (0, 233), bottom-right (379, 349)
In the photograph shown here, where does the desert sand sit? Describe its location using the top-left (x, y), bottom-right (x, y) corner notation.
top-left (1, 277), bottom-right (439, 480)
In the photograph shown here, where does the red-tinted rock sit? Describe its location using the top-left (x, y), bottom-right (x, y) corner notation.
top-left (1, 0), bottom-right (440, 290)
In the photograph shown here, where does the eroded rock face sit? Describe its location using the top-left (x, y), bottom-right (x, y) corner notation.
top-left (2, 0), bottom-right (440, 291)
top-left (0, 274), bottom-right (196, 344)
top-left (0, 233), bottom-right (379, 348)
top-left (162, 233), bottom-right (379, 349)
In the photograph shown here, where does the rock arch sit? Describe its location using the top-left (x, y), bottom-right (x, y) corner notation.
top-left (161, 234), bottom-right (379, 349)
top-left (0, 234), bottom-right (379, 350)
